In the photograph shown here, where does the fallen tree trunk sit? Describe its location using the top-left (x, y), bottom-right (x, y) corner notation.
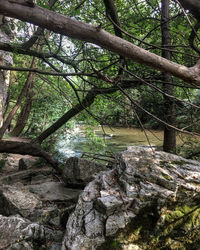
top-left (0, 140), bottom-right (60, 173)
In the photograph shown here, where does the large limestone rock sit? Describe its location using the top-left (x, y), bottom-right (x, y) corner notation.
top-left (0, 214), bottom-right (46, 249)
top-left (61, 157), bottom-right (108, 187)
top-left (0, 181), bottom-right (82, 225)
top-left (62, 147), bottom-right (200, 249)
top-left (0, 214), bottom-right (63, 250)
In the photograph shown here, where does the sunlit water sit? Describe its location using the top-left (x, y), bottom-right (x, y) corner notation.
top-left (55, 125), bottom-right (164, 160)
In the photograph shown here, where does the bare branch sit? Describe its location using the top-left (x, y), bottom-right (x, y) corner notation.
top-left (0, 64), bottom-right (93, 77)
top-left (0, 1), bottom-right (200, 85)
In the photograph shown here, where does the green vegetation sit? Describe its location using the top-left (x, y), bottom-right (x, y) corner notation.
top-left (0, 0), bottom-right (200, 158)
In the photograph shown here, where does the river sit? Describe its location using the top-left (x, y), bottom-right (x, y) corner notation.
top-left (55, 125), bottom-right (165, 160)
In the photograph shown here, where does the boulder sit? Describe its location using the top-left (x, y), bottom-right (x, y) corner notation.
top-left (0, 154), bottom-right (39, 175)
top-left (0, 181), bottom-right (81, 226)
top-left (18, 157), bottom-right (38, 170)
top-left (62, 147), bottom-right (200, 250)
top-left (61, 157), bottom-right (108, 187)
top-left (0, 214), bottom-right (46, 249)
top-left (0, 214), bottom-right (63, 250)
top-left (0, 184), bottom-right (42, 218)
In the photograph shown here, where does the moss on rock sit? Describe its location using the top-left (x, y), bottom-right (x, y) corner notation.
top-left (98, 202), bottom-right (200, 250)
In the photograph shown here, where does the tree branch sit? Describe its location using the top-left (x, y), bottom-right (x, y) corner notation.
top-left (0, 140), bottom-right (60, 172)
top-left (0, 1), bottom-right (200, 85)
top-left (0, 64), bottom-right (93, 77)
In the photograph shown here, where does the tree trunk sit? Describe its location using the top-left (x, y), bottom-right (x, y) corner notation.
top-left (8, 0), bottom-right (57, 137)
top-left (11, 81), bottom-right (34, 136)
top-left (0, 15), bottom-right (13, 128)
top-left (34, 82), bottom-right (139, 144)
top-left (0, 140), bottom-right (59, 171)
top-left (0, 56), bottom-right (37, 139)
top-left (161, 0), bottom-right (176, 152)
top-left (179, 0), bottom-right (200, 21)
top-left (3, 71), bottom-right (14, 119)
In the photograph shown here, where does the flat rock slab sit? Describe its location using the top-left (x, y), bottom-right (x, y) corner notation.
top-left (0, 167), bottom-right (54, 185)
top-left (27, 181), bottom-right (82, 203)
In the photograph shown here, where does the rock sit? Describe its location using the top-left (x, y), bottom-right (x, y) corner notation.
top-left (49, 216), bottom-right (60, 227)
top-left (0, 182), bottom-right (74, 226)
top-left (18, 157), bottom-right (38, 170)
top-left (0, 167), bottom-right (54, 185)
top-left (60, 205), bottom-right (76, 228)
top-left (62, 147), bottom-right (200, 249)
top-left (0, 184), bottom-right (42, 218)
top-left (27, 181), bottom-right (82, 204)
top-left (30, 173), bottom-right (54, 184)
top-left (45, 227), bottom-right (64, 248)
top-left (0, 214), bottom-right (64, 250)
top-left (0, 214), bottom-right (46, 249)
top-left (61, 157), bottom-right (108, 187)
top-left (0, 154), bottom-right (39, 175)
top-left (0, 156), bottom-right (7, 171)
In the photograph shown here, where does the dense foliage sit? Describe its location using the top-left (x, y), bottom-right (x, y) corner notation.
top-left (1, 0), bottom-right (200, 158)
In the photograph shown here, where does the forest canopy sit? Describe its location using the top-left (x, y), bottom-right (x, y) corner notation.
top-left (0, 0), bottom-right (200, 165)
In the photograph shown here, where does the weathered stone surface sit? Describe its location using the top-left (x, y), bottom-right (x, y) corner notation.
top-left (0, 167), bottom-right (54, 185)
top-left (0, 215), bottom-right (46, 249)
top-left (0, 182), bottom-right (74, 226)
top-left (62, 147), bottom-right (200, 250)
top-left (0, 184), bottom-right (42, 218)
top-left (0, 214), bottom-right (64, 250)
top-left (61, 157), bottom-right (108, 187)
top-left (0, 154), bottom-right (69, 249)
top-left (27, 181), bottom-right (81, 203)
top-left (0, 154), bottom-right (38, 175)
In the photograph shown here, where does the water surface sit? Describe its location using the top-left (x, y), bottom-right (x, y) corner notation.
top-left (55, 125), bottom-right (164, 159)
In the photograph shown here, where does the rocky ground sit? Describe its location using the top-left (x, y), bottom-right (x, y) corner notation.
top-left (0, 150), bottom-right (107, 250)
top-left (1, 146), bottom-right (200, 249)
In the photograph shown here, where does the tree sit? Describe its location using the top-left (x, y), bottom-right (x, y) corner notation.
top-left (0, 15), bottom-right (13, 127)
top-left (161, 0), bottom-right (176, 152)
top-left (0, 1), bottom-right (200, 84)
top-left (0, 0), bottom-right (199, 166)
top-left (0, 56), bottom-right (37, 138)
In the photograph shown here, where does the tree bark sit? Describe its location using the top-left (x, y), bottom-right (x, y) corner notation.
top-left (11, 81), bottom-right (34, 136)
top-left (0, 15), bottom-right (13, 127)
top-left (0, 56), bottom-right (37, 138)
top-left (9, 0), bottom-right (58, 137)
top-left (161, 0), bottom-right (176, 153)
top-left (0, 1), bottom-right (200, 85)
top-left (0, 140), bottom-right (60, 172)
top-left (179, 0), bottom-right (200, 20)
